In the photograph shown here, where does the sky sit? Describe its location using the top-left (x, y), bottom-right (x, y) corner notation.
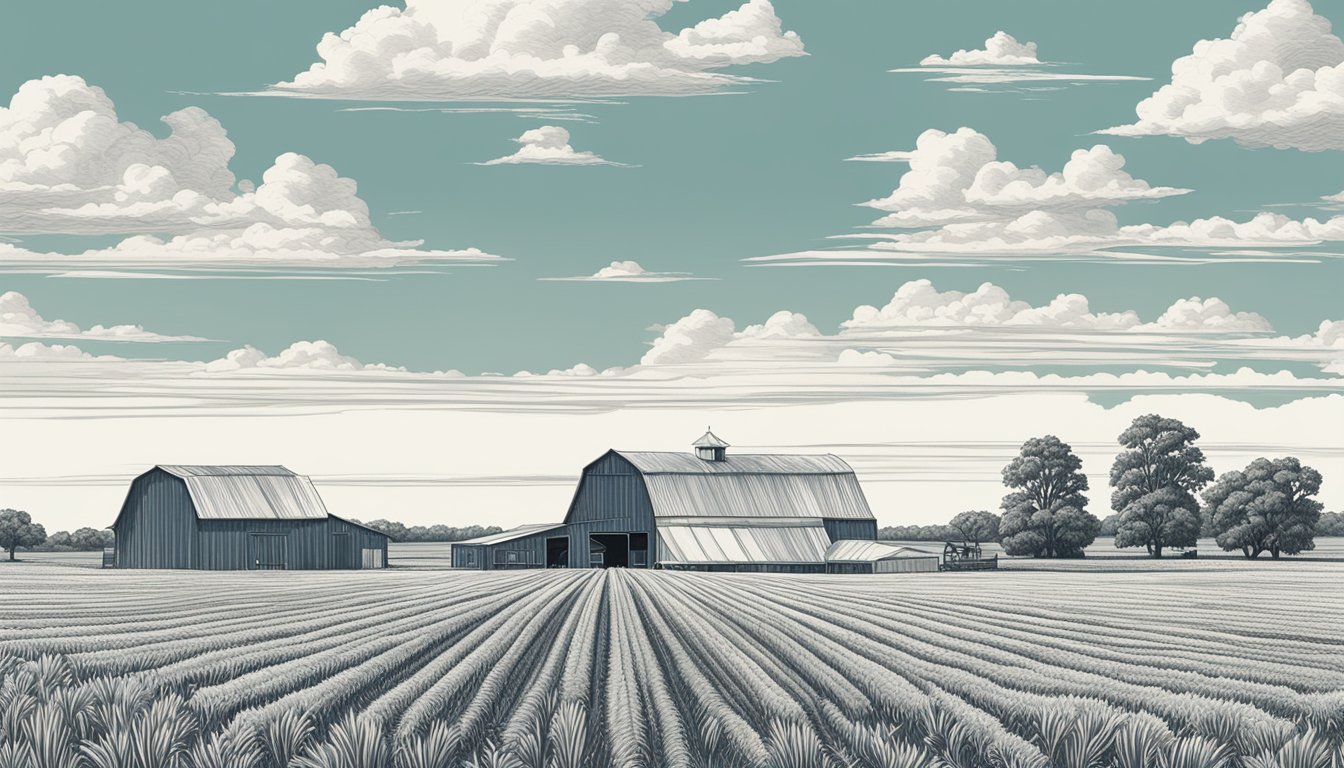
top-left (2, 0), bottom-right (1342, 530)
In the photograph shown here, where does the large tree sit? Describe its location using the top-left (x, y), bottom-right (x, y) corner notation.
top-left (0, 509), bottom-right (47, 561)
top-left (1109, 415), bottom-right (1214, 557)
top-left (999, 436), bottom-right (1099, 558)
top-left (1203, 457), bottom-right (1323, 559)
top-left (948, 511), bottom-right (1000, 546)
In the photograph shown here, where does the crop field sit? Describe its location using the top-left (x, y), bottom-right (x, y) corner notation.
top-left (1, 564), bottom-right (1342, 768)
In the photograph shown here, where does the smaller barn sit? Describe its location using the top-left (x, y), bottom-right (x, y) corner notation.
top-left (450, 523), bottom-right (568, 570)
top-left (111, 465), bottom-right (389, 570)
top-left (824, 540), bottom-right (941, 574)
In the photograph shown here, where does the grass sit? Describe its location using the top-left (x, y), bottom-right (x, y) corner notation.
top-left (0, 560), bottom-right (1341, 766)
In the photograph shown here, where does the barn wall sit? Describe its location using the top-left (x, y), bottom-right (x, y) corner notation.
top-left (452, 544), bottom-right (485, 569)
top-left (328, 517), bottom-right (390, 569)
top-left (194, 518), bottom-right (389, 570)
top-left (823, 518), bottom-right (877, 542)
top-left (562, 452), bottom-right (656, 568)
top-left (875, 557), bottom-right (940, 574)
top-left (484, 531), bottom-right (553, 569)
top-left (113, 470), bottom-right (198, 569)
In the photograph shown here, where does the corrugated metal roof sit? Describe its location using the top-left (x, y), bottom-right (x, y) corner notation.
top-left (619, 452), bottom-right (854, 475)
top-left (826, 539), bottom-right (939, 562)
top-left (156, 465), bottom-right (329, 521)
top-left (640, 471), bottom-right (874, 520)
top-left (657, 522), bottom-right (831, 564)
top-left (455, 522), bottom-right (565, 546)
top-left (159, 465), bottom-right (295, 477)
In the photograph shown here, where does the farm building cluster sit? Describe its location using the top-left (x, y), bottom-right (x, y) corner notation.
top-left (451, 432), bottom-right (941, 574)
top-left (106, 432), bottom-right (957, 573)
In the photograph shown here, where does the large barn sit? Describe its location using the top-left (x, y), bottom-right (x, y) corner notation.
top-left (110, 465), bottom-right (389, 570)
top-left (452, 432), bottom-right (891, 572)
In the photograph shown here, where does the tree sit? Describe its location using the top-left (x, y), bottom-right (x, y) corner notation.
top-left (948, 511), bottom-right (1000, 546)
top-left (1319, 511), bottom-right (1344, 537)
top-left (0, 509), bottom-right (47, 561)
top-left (1099, 514), bottom-right (1120, 537)
top-left (999, 436), bottom-right (1099, 558)
top-left (1203, 457), bottom-right (1323, 559)
top-left (1109, 415), bottom-right (1214, 557)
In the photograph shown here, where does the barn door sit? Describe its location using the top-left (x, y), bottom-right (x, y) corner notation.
top-left (249, 534), bottom-right (288, 570)
top-left (330, 532), bottom-right (354, 569)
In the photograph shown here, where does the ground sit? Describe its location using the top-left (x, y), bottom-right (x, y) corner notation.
top-left (0, 549), bottom-right (1341, 767)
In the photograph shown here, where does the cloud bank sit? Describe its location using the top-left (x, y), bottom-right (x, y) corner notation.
top-left (268, 0), bottom-right (805, 100)
top-left (0, 76), bottom-right (500, 275)
top-left (1101, 0), bottom-right (1344, 151)
top-left (0, 291), bottom-right (207, 342)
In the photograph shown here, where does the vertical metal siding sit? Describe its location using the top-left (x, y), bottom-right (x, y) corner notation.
top-left (112, 470), bottom-right (197, 569)
top-left (823, 518), bottom-right (878, 543)
top-left (562, 453), bottom-right (657, 568)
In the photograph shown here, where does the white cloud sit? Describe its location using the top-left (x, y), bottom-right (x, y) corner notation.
top-left (0, 340), bottom-right (116, 361)
top-left (269, 0), bottom-right (805, 101)
top-left (862, 130), bottom-right (1189, 230)
top-left (0, 291), bottom-right (206, 342)
top-left (844, 150), bottom-right (915, 163)
top-left (480, 125), bottom-right (626, 166)
top-left (640, 309), bottom-right (736, 365)
top-left (920, 31), bottom-right (1040, 67)
top-left (893, 31), bottom-right (1144, 88)
top-left (758, 126), bottom-right (1344, 264)
top-left (0, 76), bottom-right (500, 274)
top-left (844, 280), bottom-right (1140, 330)
top-left (540, 259), bottom-right (708, 282)
top-left (1152, 297), bottom-right (1273, 332)
top-left (1100, 0), bottom-right (1344, 151)
top-left (204, 340), bottom-right (405, 373)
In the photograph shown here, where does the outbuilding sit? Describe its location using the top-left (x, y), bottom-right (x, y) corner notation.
top-left (824, 540), bottom-right (941, 574)
top-left (110, 465), bottom-right (388, 570)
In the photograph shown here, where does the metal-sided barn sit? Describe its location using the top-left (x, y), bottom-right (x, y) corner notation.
top-left (110, 465), bottom-right (388, 570)
top-left (452, 431), bottom-right (922, 573)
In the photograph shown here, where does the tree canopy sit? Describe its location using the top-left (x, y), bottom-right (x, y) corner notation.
top-left (1203, 457), bottom-right (1323, 559)
top-left (999, 436), bottom-right (1099, 558)
top-left (0, 509), bottom-right (47, 561)
top-left (1109, 414), bottom-right (1214, 557)
top-left (948, 511), bottom-right (1000, 546)
top-left (354, 520), bottom-right (504, 543)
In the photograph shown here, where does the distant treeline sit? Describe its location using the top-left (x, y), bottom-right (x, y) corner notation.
top-left (877, 525), bottom-right (959, 542)
top-left (30, 527), bottom-right (115, 552)
top-left (351, 519), bottom-right (505, 543)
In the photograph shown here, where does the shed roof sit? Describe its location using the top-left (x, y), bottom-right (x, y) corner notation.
top-left (657, 520), bottom-right (831, 564)
top-left (157, 465), bottom-right (329, 521)
top-left (691, 430), bottom-right (731, 449)
top-left (825, 539), bottom-right (938, 562)
top-left (614, 451), bottom-right (874, 521)
top-left (455, 522), bottom-right (565, 546)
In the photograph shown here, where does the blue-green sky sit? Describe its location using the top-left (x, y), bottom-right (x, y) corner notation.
top-left (3, 0), bottom-right (1342, 374)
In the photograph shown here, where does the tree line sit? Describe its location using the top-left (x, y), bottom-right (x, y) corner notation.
top-left (347, 519), bottom-right (504, 543)
top-left (881, 413), bottom-right (1332, 559)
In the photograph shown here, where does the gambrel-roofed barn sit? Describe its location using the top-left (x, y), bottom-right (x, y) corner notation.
top-left (110, 465), bottom-right (388, 570)
top-left (452, 431), bottom-right (879, 572)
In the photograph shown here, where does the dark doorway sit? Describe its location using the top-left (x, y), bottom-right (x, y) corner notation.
top-left (546, 536), bottom-right (569, 568)
top-left (629, 532), bottom-right (649, 568)
top-left (589, 534), bottom-right (629, 568)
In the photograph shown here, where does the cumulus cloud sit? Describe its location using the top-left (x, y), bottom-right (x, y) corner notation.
top-left (0, 76), bottom-right (499, 274)
top-left (540, 259), bottom-right (709, 282)
top-left (756, 126), bottom-right (1344, 264)
top-left (204, 340), bottom-right (406, 373)
top-left (1100, 0), bottom-right (1344, 151)
top-left (269, 0), bottom-right (805, 100)
top-left (0, 341), bottom-right (117, 361)
top-left (920, 31), bottom-right (1040, 67)
top-left (480, 125), bottom-right (627, 166)
top-left (640, 309), bottom-right (736, 365)
top-left (0, 291), bottom-right (206, 342)
top-left (893, 31), bottom-right (1144, 88)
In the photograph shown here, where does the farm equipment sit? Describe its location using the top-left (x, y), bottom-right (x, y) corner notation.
top-left (940, 541), bottom-right (998, 571)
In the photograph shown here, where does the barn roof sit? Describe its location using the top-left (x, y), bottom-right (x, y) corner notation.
top-left (657, 520), bottom-right (831, 564)
top-left (156, 465), bottom-right (330, 521)
top-left (455, 523), bottom-right (565, 546)
top-left (614, 451), bottom-right (874, 521)
top-left (825, 539), bottom-right (938, 563)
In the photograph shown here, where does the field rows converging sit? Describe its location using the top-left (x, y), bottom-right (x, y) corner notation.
top-left (1, 564), bottom-right (1342, 767)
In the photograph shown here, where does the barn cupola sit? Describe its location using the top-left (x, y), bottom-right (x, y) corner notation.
top-left (693, 429), bottom-right (730, 462)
